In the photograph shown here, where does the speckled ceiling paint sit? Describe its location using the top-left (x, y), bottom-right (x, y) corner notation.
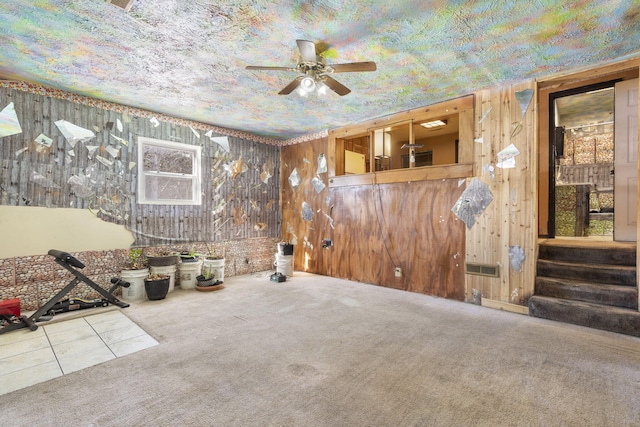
top-left (1, 0), bottom-right (640, 140)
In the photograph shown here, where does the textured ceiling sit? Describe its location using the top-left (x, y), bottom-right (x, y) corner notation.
top-left (1, 1), bottom-right (640, 141)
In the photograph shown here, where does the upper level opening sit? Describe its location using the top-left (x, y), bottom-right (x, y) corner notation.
top-left (328, 95), bottom-right (474, 186)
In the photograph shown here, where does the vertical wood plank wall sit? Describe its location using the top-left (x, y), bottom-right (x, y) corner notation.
top-left (0, 86), bottom-right (281, 248)
top-left (281, 139), bottom-right (466, 300)
top-left (466, 82), bottom-right (537, 305)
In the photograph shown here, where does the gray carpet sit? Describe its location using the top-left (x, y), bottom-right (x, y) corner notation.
top-left (3, 272), bottom-right (640, 426)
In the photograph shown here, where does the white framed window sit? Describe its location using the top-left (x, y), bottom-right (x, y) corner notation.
top-left (137, 137), bottom-right (202, 205)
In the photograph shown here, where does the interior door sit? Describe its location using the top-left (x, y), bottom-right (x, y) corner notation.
top-left (614, 79), bottom-right (639, 241)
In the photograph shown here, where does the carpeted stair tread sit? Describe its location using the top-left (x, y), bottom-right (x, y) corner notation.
top-left (538, 243), bottom-right (636, 266)
top-left (536, 259), bottom-right (636, 286)
top-left (529, 295), bottom-right (640, 337)
top-left (535, 276), bottom-right (638, 309)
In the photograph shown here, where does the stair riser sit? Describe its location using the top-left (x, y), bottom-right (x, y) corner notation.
top-left (529, 296), bottom-right (640, 337)
top-left (539, 245), bottom-right (636, 266)
top-left (535, 279), bottom-right (638, 309)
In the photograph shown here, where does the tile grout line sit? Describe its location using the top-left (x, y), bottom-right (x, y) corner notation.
top-left (41, 324), bottom-right (64, 373)
top-left (86, 319), bottom-right (118, 359)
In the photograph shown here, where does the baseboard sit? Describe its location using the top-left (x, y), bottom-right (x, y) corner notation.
top-left (481, 298), bottom-right (529, 315)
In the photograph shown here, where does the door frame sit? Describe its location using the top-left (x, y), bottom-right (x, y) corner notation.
top-left (537, 63), bottom-right (639, 238)
top-left (546, 80), bottom-right (619, 238)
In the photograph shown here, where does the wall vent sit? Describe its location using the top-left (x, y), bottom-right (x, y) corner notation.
top-left (465, 263), bottom-right (500, 278)
top-left (106, 0), bottom-right (134, 11)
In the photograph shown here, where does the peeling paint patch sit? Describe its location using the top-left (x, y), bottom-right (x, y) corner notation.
top-left (288, 168), bottom-right (301, 191)
top-left (311, 176), bottom-right (326, 193)
top-left (451, 178), bottom-right (493, 229)
top-left (55, 120), bottom-right (95, 147)
top-left (496, 143), bottom-right (520, 168)
top-left (302, 202), bottom-right (314, 221)
top-left (317, 153), bottom-right (327, 174)
top-left (510, 287), bottom-right (519, 303)
top-left (31, 171), bottom-right (61, 188)
top-left (0, 102), bottom-right (22, 137)
top-left (483, 164), bottom-right (495, 179)
top-left (509, 245), bottom-right (525, 272)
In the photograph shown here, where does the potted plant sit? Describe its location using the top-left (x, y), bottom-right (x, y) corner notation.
top-left (119, 248), bottom-right (149, 302)
top-left (144, 273), bottom-right (171, 300)
top-left (146, 248), bottom-right (179, 267)
top-left (202, 242), bottom-right (225, 283)
top-left (177, 245), bottom-right (202, 290)
top-left (196, 268), bottom-right (224, 292)
top-left (147, 248), bottom-right (179, 293)
top-left (178, 245), bottom-right (199, 263)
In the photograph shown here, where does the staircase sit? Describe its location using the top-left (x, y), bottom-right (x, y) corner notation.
top-left (529, 240), bottom-right (640, 337)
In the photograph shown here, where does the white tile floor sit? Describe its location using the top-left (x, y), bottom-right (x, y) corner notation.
top-left (0, 310), bottom-right (157, 396)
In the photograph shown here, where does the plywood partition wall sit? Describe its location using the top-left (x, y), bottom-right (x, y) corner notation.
top-left (281, 138), bottom-right (334, 274)
top-left (281, 137), bottom-right (466, 300)
top-left (465, 82), bottom-right (538, 306)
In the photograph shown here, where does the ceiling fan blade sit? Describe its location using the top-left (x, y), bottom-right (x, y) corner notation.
top-left (246, 65), bottom-right (297, 71)
top-left (278, 76), bottom-right (304, 95)
top-left (296, 40), bottom-right (317, 62)
top-left (323, 76), bottom-right (351, 96)
top-left (330, 62), bottom-right (377, 73)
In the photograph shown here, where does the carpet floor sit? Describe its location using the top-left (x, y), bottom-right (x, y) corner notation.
top-left (2, 271), bottom-right (640, 426)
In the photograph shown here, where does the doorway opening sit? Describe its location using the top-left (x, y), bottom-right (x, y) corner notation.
top-left (548, 81), bottom-right (616, 239)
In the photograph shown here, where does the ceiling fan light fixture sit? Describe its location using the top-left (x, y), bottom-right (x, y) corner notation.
top-left (300, 76), bottom-right (316, 93)
top-left (316, 81), bottom-right (328, 96)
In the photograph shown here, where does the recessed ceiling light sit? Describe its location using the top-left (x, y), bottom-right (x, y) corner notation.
top-left (420, 119), bottom-right (448, 129)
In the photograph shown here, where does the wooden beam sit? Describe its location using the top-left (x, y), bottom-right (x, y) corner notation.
top-left (328, 163), bottom-right (472, 188)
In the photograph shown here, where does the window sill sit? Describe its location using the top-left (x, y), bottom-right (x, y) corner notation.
top-left (328, 163), bottom-right (473, 188)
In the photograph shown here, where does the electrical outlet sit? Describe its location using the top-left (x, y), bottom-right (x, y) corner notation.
top-left (395, 267), bottom-right (402, 277)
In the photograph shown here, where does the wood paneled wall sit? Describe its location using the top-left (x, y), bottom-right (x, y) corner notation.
top-left (281, 137), bottom-right (466, 300)
top-left (0, 86), bottom-right (281, 248)
top-left (466, 82), bottom-right (538, 306)
top-left (282, 84), bottom-right (540, 307)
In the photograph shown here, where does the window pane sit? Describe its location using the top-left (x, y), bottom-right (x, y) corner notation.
top-left (414, 117), bottom-right (459, 166)
top-left (143, 145), bottom-right (194, 174)
top-left (145, 175), bottom-right (194, 201)
top-left (378, 123), bottom-right (410, 170)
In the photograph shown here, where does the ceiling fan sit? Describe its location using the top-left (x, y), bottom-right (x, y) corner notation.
top-left (246, 40), bottom-right (376, 96)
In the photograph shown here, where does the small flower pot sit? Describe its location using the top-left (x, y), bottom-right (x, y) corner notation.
top-left (144, 277), bottom-right (170, 300)
top-left (147, 255), bottom-right (179, 267)
top-left (195, 275), bottom-right (224, 292)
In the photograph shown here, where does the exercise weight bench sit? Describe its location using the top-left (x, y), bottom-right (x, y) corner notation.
top-left (0, 249), bottom-right (130, 335)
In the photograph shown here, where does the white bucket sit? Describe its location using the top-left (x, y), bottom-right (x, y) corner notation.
top-left (202, 258), bottom-right (225, 283)
top-left (120, 268), bottom-right (149, 302)
top-left (274, 253), bottom-right (293, 277)
top-left (178, 260), bottom-right (202, 290)
top-left (150, 264), bottom-right (177, 293)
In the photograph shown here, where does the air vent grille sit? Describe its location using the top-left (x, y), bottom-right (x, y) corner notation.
top-left (465, 263), bottom-right (500, 278)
